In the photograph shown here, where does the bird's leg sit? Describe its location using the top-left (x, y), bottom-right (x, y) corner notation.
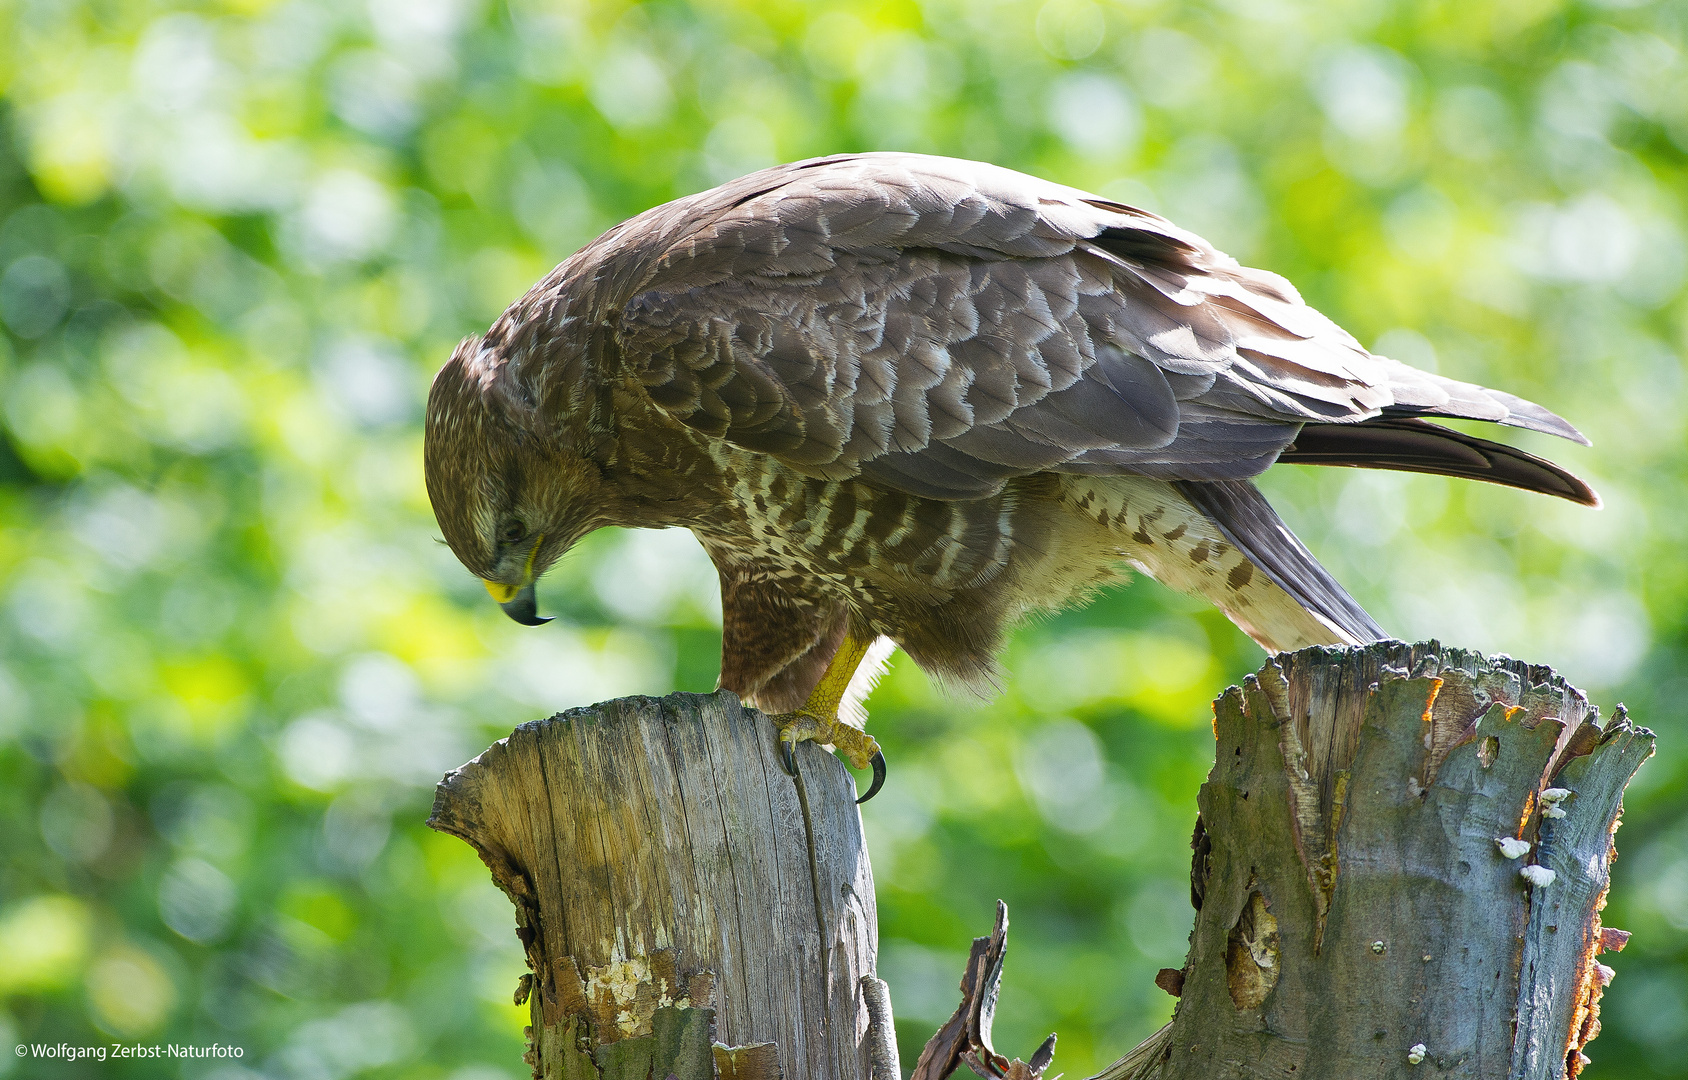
top-left (772, 631), bottom-right (887, 802)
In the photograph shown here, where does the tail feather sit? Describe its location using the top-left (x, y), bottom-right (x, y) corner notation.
top-left (1279, 418), bottom-right (1600, 507)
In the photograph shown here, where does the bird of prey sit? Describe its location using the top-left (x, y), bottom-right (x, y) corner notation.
top-left (424, 153), bottom-right (1595, 802)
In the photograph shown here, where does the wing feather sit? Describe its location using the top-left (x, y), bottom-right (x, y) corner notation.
top-left (1175, 479), bottom-right (1388, 645)
top-left (597, 153), bottom-right (1589, 502)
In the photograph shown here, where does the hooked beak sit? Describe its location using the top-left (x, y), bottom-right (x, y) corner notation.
top-left (484, 580), bottom-right (553, 626)
top-left (483, 537), bottom-right (553, 626)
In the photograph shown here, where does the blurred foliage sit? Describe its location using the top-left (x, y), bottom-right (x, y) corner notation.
top-left (0, 0), bottom-right (1685, 1077)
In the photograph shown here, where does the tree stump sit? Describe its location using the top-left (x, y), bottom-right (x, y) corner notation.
top-left (428, 690), bottom-right (880, 1079)
top-left (430, 642), bottom-right (1651, 1080)
top-left (1097, 641), bottom-right (1653, 1080)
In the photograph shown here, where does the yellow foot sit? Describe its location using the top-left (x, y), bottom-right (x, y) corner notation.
top-left (772, 710), bottom-right (886, 803)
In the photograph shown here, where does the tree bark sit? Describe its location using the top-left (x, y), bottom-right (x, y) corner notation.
top-left (427, 689), bottom-right (879, 1079)
top-left (1095, 641), bottom-right (1652, 1080)
top-left (428, 642), bottom-right (1651, 1080)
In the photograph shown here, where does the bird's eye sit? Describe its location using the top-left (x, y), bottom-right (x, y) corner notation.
top-left (500, 521), bottom-right (528, 544)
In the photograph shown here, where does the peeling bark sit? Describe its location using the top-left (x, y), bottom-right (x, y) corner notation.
top-left (911, 902), bottom-right (1058, 1080)
top-left (1093, 642), bottom-right (1653, 1080)
top-left (1224, 890), bottom-right (1279, 1010)
top-left (430, 644), bottom-right (1650, 1080)
top-left (429, 690), bottom-right (878, 1079)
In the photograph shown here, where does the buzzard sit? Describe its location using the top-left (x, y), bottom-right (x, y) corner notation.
top-left (424, 153), bottom-right (1595, 802)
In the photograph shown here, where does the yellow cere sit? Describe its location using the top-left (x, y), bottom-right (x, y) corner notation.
top-left (484, 536), bottom-right (544, 604)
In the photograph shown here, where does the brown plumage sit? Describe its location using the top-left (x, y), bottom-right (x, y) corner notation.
top-left (424, 153), bottom-right (1595, 724)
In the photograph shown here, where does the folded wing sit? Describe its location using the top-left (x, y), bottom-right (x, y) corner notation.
top-left (611, 151), bottom-right (1592, 506)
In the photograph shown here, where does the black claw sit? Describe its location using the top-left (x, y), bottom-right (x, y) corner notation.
top-left (856, 751), bottom-right (887, 804)
top-left (780, 737), bottom-right (798, 778)
top-left (499, 582), bottom-right (554, 626)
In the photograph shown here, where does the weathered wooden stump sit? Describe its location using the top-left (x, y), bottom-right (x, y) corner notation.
top-left (431, 642), bottom-right (1651, 1080)
top-left (428, 689), bottom-right (882, 1079)
top-left (1096, 642), bottom-right (1652, 1080)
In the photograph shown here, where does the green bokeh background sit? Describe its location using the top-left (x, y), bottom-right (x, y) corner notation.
top-left (1, 0), bottom-right (1685, 1076)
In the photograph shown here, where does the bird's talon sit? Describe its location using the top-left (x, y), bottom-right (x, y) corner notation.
top-left (857, 751), bottom-right (887, 804)
top-left (771, 710), bottom-right (883, 797)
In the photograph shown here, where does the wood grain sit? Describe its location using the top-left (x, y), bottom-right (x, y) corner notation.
top-left (1095, 642), bottom-right (1652, 1080)
top-left (430, 689), bottom-right (878, 1079)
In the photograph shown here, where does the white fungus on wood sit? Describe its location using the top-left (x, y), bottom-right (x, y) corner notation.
top-left (1520, 865), bottom-right (1557, 887)
top-left (1407, 1043), bottom-right (1427, 1065)
top-left (1496, 837), bottom-right (1532, 859)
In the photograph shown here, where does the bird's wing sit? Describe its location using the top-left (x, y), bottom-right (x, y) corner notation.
top-left (613, 153), bottom-right (1585, 500)
top-left (1171, 478), bottom-right (1388, 644)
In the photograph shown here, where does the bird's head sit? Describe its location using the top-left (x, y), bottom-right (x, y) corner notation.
top-left (424, 336), bottom-right (605, 625)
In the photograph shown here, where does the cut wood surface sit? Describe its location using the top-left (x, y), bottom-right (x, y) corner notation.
top-left (1094, 641), bottom-right (1652, 1080)
top-left (428, 689), bottom-right (878, 1079)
